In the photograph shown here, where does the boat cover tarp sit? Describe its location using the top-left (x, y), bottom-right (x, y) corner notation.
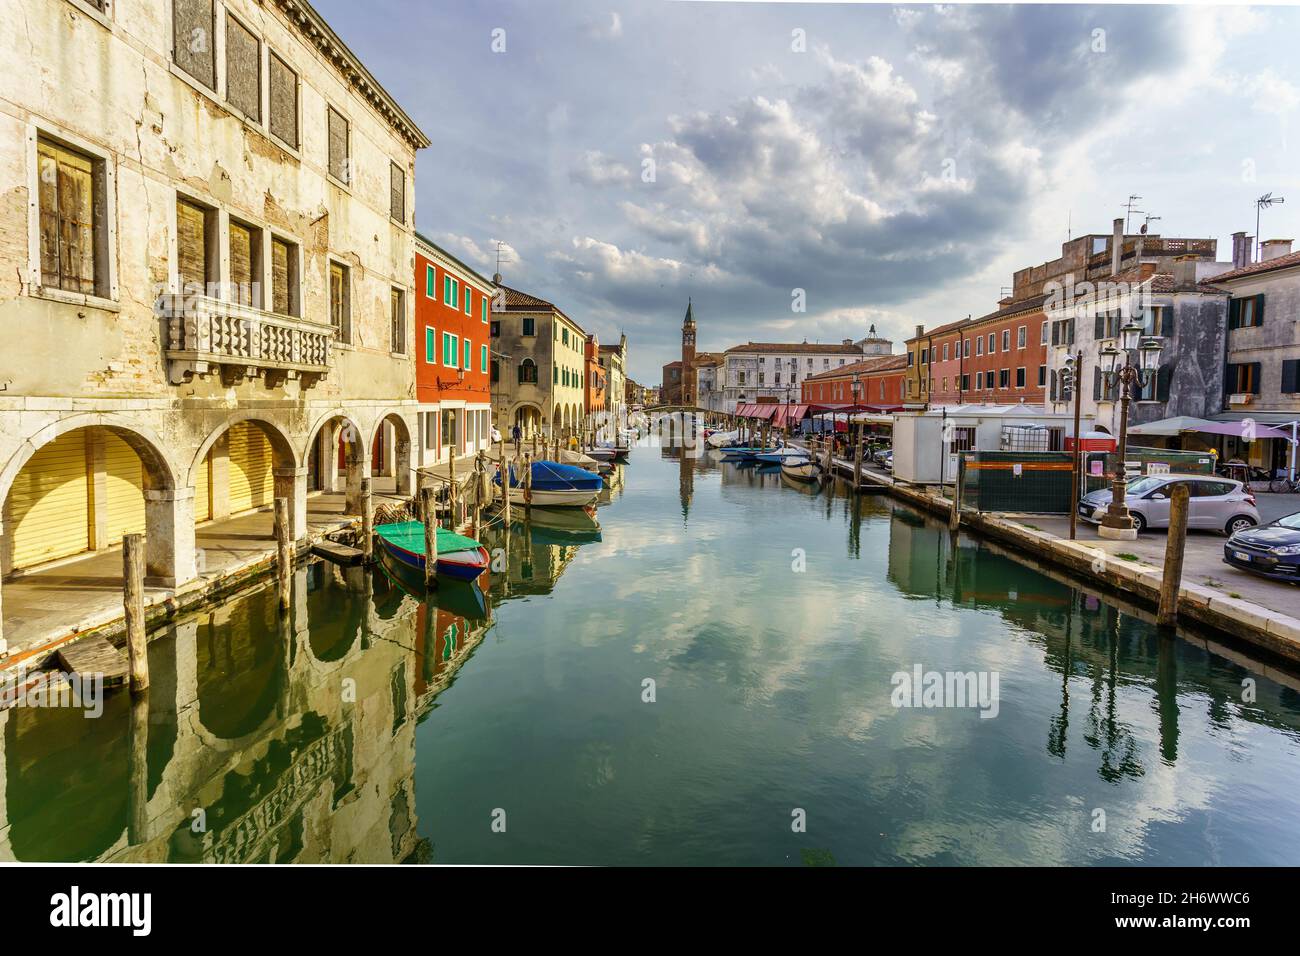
top-left (496, 460), bottom-right (603, 490)
top-left (375, 522), bottom-right (482, 555)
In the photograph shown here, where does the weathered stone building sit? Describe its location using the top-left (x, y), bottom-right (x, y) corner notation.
top-left (0, 0), bottom-right (428, 651)
top-left (489, 282), bottom-right (586, 439)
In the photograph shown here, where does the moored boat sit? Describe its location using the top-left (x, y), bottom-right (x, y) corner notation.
top-left (374, 521), bottom-right (491, 582)
top-left (495, 459), bottom-right (602, 507)
top-left (780, 456), bottom-right (820, 482)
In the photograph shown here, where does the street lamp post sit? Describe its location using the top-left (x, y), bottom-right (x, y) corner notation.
top-left (1098, 323), bottom-right (1164, 540)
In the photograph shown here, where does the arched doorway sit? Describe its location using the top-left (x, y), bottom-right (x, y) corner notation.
top-left (514, 404), bottom-right (541, 437)
top-left (371, 413), bottom-right (413, 496)
top-left (188, 418), bottom-right (297, 525)
top-left (303, 413), bottom-right (365, 515)
top-left (553, 403), bottom-right (563, 439)
top-left (1, 423), bottom-right (177, 579)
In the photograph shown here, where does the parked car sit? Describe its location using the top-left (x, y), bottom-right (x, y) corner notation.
top-left (1077, 474), bottom-right (1259, 535)
top-left (1223, 510), bottom-right (1300, 582)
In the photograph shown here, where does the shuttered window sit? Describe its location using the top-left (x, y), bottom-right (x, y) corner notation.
top-left (1282, 359), bottom-right (1300, 394)
top-left (229, 219), bottom-right (257, 306)
top-left (37, 139), bottom-right (98, 295)
top-left (463, 338), bottom-right (472, 370)
top-left (390, 161), bottom-right (405, 222)
top-left (330, 261), bottom-right (351, 343)
top-left (268, 52), bottom-right (298, 148)
top-left (271, 236), bottom-right (297, 315)
top-left (390, 288), bottom-right (405, 354)
top-left (176, 199), bottom-right (210, 294)
top-left (225, 16), bottom-right (260, 121)
top-left (327, 106), bottom-right (349, 183)
top-left (173, 0), bottom-right (215, 90)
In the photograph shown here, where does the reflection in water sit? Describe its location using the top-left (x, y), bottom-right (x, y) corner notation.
top-left (2, 445), bottom-right (1300, 865)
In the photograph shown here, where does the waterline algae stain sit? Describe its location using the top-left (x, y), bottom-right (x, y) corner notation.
top-left (2, 448), bottom-right (1300, 866)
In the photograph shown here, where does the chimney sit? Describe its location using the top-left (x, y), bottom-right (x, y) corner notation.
top-left (1111, 218), bottom-right (1124, 276)
top-left (842, 338), bottom-right (853, 346)
top-left (1173, 254), bottom-right (1198, 288)
top-left (1261, 239), bottom-right (1293, 262)
top-left (1231, 231), bottom-right (1253, 269)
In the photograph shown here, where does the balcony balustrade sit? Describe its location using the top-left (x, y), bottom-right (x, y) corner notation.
top-left (159, 293), bottom-right (332, 388)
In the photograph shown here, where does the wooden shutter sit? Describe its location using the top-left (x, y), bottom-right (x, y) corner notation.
top-left (1228, 298), bottom-right (1241, 330)
top-left (1093, 367), bottom-right (1102, 401)
top-left (1255, 294), bottom-right (1266, 326)
top-left (37, 140), bottom-right (96, 294)
top-left (390, 162), bottom-right (405, 221)
top-left (1094, 315), bottom-right (1105, 339)
top-left (271, 237), bottom-right (290, 314)
top-left (229, 221), bottom-right (254, 306)
top-left (225, 16), bottom-right (260, 120)
top-left (1156, 365), bottom-right (1172, 402)
top-left (1160, 305), bottom-right (1174, 336)
top-left (268, 52), bottom-right (298, 147)
top-left (173, 0), bottom-right (215, 89)
top-left (328, 107), bottom-right (348, 182)
top-left (1249, 362), bottom-right (1263, 394)
top-left (176, 199), bottom-right (208, 292)
top-left (1282, 359), bottom-right (1300, 394)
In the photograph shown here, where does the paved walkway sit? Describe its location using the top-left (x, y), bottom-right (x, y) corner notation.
top-left (2, 483), bottom-right (405, 665)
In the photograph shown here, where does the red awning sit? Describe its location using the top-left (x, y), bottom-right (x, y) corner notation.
top-left (771, 404), bottom-right (810, 428)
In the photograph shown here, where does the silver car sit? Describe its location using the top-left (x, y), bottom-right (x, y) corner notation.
top-left (1078, 474), bottom-right (1259, 535)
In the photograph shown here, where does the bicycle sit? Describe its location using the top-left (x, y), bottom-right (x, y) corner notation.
top-left (1268, 472), bottom-right (1300, 493)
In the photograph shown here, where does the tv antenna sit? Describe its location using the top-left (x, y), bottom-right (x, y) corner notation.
top-left (1121, 195), bottom-right (1143, 233)
top-left (494, 240), bottom-right (513, 278)
top-left (1256, 193), bottom-right (1286, 262)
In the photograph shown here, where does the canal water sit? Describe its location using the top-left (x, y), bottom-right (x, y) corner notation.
top-left (3, 433), bottom-right (1300, 865)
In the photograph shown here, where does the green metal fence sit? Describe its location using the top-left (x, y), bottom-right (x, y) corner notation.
top-left (958, 451), bottom-right (1075, 514)
top-left (1081, 446), bottom-right (1215, 493)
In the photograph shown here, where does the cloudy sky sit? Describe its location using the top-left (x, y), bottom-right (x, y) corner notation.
top-left (316, 1), bottom-right (1299, 383)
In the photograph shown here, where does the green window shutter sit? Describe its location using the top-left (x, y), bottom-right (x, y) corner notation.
top-left (425, 327), bottom-right (434, 363)
top-left (1256, 293), bottom-right (1266, 326)
top-left (463, 338), bottom-right (471, 369)
top-left (426, 265), bottom-right (435, 298)
top-left (1228, 298), bottom-right (1241, 329)
top-left (465, 290), bottom-right (472, 315)
top-left (1156, 365), bottom-right (1171, 401)
top-left (481, 298), bottom-right (488, 322)
top-left (481, 344), bottom-right (487, 371)
top-left (553, 365), bottom-right (558, 384)
top-left (1281, 359), bottom-right (1300, 393)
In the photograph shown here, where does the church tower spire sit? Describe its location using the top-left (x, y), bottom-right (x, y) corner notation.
top-left (681, 298), bottom-right (697, 406)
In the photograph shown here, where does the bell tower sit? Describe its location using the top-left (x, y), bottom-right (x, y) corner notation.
top-left (681, 299), bottom-right (696, 405)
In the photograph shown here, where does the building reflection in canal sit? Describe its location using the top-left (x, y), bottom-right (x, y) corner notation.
top-left (3, 447), bottom-right (1300, 865)
top-left (0, 513), bottom-right (596, 864)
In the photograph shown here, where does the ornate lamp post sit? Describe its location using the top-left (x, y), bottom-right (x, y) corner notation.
top-left (1097, 323), bottom-right (1164, 540)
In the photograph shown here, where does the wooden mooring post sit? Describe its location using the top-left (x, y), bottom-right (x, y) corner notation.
top-left (1157, 483), bottom-right (1190, 627)
top-left (123, 533), bottom-right (149, 692)
top-left (274, 497), bottom-right (292, 612)
top-left (448, 445), bottom-right (458, 529)
top-left (361, 477), bottom-right (374, 564)
top-left (853, 439), bottom-right (863, 489)
top-left (523, 452), bottom-right (534, 514)
top-left (420, 487), bottom-right (438, 589)
top-left (499, 443), bottom-right (512, 525)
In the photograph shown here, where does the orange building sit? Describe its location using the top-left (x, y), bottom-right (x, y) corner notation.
top-left (584, 334), bottom-right (607, 422)
top-left (801, 354), bottom-right (908, 408)
top-left (414, 233), bottom-right (494, 466)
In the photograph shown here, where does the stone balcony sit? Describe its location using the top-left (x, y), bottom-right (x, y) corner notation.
top-left (159, 294), bottom-right (332, 388)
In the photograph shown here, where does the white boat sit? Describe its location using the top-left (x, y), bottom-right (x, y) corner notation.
top-left (780, 456), bottom-right (820, 482)
top-left (503, 486), bottom-right (601, 507)
top-left (706, 429), bottom-right (739, 448)
top-left (587, 443), bottom-right (629, 461)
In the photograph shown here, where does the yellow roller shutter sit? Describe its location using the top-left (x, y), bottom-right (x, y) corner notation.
top-left (194, 449), bottom-right (212, 522)
top-left (102, 431), bottom-right (146, 546)
top-left (227, 422), bottom-right (272, 512)
top-left (7, 432), bottom-right (91, 569)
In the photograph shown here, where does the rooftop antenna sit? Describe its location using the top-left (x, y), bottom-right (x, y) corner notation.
top-left (1067, 209), bottom-right (1072, 241)
top-left (493, 240), bottom-right (513, 280)
top-left (1143, 213), bottom-right (1161, 233)
top-left (1122, 195), bottom-right (1144, 233)
top-left (1256, 193), bottom-right (1286, 262)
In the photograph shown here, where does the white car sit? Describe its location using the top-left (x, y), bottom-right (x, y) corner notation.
top-left (1078, 474), bottom-right (1259, 535)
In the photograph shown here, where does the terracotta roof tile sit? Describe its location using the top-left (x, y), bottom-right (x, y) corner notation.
top-left (724, 341), bottom-right (864, 355)
top-left (804, 353), bottom-right (907, 381)
top-left (1199, 249), bottom-right (1300, 285)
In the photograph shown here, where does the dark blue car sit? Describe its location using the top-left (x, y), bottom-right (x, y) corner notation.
top-left (1224, 510), bottom-right (1300, 582)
